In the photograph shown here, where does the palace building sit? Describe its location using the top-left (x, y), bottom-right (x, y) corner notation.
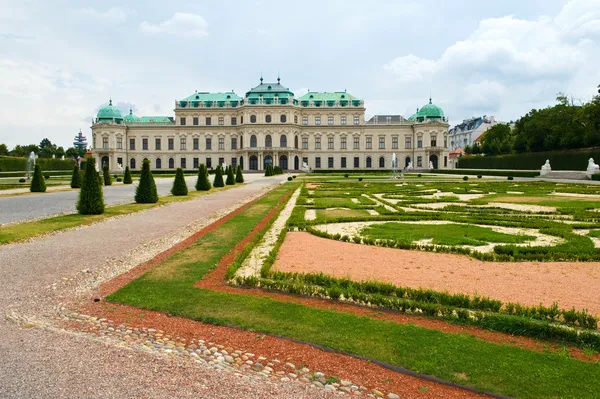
top-left (91, 78), bottom-right (450, 172)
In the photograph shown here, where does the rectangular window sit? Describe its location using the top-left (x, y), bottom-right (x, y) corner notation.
top-left (328, 116), bottom-right (334, 125)
top-left (218, 157), bottom-right (224, 166)
top-left (379, 137), bottom-right (385, 149)
top-left (315, 157), bottom-right (321, 168)
top-left (180, 138), bottom-right (186, 150)
top-left (405, 136), bottom-right (411, 149)
top-left (206, 138), bottom-right (212, 150)
top-left (117, 157), bottom-right (123, 166)
top-left (231, 117), bottom-right (237, 126)
top-left (206, 158), bottom-right (212, 168)
top-left (315, 137), bottom-right (321, 150)
top-left (341, 157), bottom-right (346, 168)
top-left (231, 158), bottom-right (237, 168)
top-left (341, 116), bottom-right (347, 125)
top-left (302, 116), bottom-right (308, 125)
top-left (328, 157), bottom-right (334, 168)
top-left (129, 138), bottom-right (135, 150)
top-left (181, 158), bottom-right (187, 169)
top-left (392, 137), bottom-right (398, 149)
top-left (328, 137), bottom-right (334, 150)
top-left (341, 137), bottom-right (347, 149)
top-left (302, 137), bottom-right (308, 149)
top-left (103, 137), bottom-right (108, 149)
top-left (193, 117), bottom-right (199, 126)
top-left (417, 156), bottom-right (422, 167)
top-left (193, 138), bottom-right (199, 150)
top-left (302, 157), bottom-right (308, 167)
top-left (180, 117), bottom-right (186, 126)
top-left (168, 138), bottom-right (174, 150)
top-left (193, 157), bottom-right (199, 169)
top-left (366, 137), bottom-right (372, 149)
top-left (353, 136), bottom-right (359, 149)
top-left (206, 117), bottom-right (211, 126)
top-left (431, 136), bottom-right (437, 147)
top-left (315, 116), bottom-right (321, 125)
top-left (444, 156), bottom-right (448, 167)
top-left (218, 116), bottom-right (224, 125)
top-left (241, 116), bottom-right (244, 124)
top-left (218, 137), bottom-right (225, 150)
top-left (116, 137), bottom-right (122, 149)
top-left (417, 137), bottom-right (423, 148)
top-left (155, 138), bottom-right (162, 150)
top-left (444, 136), bottom-right (447, 148)
top-left (142, 138), bottom-right (148, 150)
top-left (231, 137), bottom-right (237, 150)
top-left (353, 116), bottom-right (359, 125)
top-left (354, 157), bottom-right (359, 168)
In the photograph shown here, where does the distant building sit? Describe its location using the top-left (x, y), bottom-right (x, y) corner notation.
top-left (448, 115), bottom-right (497, 150)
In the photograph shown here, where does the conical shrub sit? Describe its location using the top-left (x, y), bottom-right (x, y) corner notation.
top-left (195, 164), bottom-right (211, 191)
top-left (235, 165), bottom-right (244, 183)
top-left (225, 165), bottom-right (235, 185)
top-left (213, 165), bottom-right (225, 187)
top-left (135, 159), bottom-right (158, 203)
top-left (30, 164), bottom-right (46, 192)
top-left (77, 156), bottom-right (104, 214)
top-left (123, 166), bottom-right (133, 184)
top-left (171, 167), bottom-right (188, 196)
top-left (264, 165), bottom-right (272, 177)
top-left (70, 164), bottom-right (82, 188)
top-left (102, 163), bottom-right (112, 186)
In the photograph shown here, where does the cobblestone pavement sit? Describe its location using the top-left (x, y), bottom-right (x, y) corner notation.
top-left (0, 175), bottom-right (344, 399)
top-left (0, 173), bottom-right (270, 225)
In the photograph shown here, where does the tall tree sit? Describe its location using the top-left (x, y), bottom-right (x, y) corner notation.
top-left (135, 159), bottom-right (158, 203)
top-left (0, 143), bottom-right (8, 156)
top-left (77, 156), bottom-right (104, 214)
top-left (30, 164), bottom-right (46, 193)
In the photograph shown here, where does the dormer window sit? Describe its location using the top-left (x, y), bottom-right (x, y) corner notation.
top-left (268, 86), bottom-right (272, 90)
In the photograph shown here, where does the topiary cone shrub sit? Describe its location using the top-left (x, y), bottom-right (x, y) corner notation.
top-left (77, 156), bottom-right (104, 214)
top-left (171, 167), bottom-right (188, 196)
top-left (463, 176), bottom-right (469, 181)
top-left (30, 164), bottom-right (46, 192)
top-left (102, 163), bottom-right (112, 186)
top-left (213, 165), bottom-right (225, 187)
top-left (135, 159), bottom-right (158, 203)
top-left (123, 166), bottom-right (133, 184)
top-left (225, 165), bottom-right (235, 185)
top-left (287, 176), bottom-right (292, 181)
top-left (70, 164), bottom-right (82, 188)
top-left (235, 165), bottom-right (244, 183)
top-left (195, 164), bottom-right (212, 191)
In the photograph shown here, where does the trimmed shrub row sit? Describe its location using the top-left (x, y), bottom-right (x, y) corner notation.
top-left (458, 148), bottom-right (600, 171)
top-left (0, 156), bottom-right (76, 172)
top-left (436, 169), bottom-right (539, 177)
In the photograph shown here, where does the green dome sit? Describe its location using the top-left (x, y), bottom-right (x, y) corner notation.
top-left (407, 107), bottom-right (419, 121)
top-left (416, 98), bottom-right (444, 121)
top-left (123, 108), bottom-right (138, 123)
top-left (96, 99), bottom-right (123, 122)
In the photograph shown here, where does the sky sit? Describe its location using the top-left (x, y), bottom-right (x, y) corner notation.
top-left (1, 0), bottom-right (599, 149)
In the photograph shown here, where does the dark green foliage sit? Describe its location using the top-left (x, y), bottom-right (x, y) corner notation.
top-left (123, 166), bottom-right (133, 184)
top-left (592, 173), bottom-right (600, 181)
top-left (213, 165), bottom-right (225, 187)
top-left (29, 164), bottom-right (46, 192)
top-left (70, 165), bottom-right (81, 188)
top-left (463, 176), bottom-right (469, 181)
top-left (508, 176), bottom-right (514, 180)
top-left (235, 165), bottom-right (244, 183)
top-left (358, 177), bottom-right (363, 181)
top-left (293, 175), bottom-right (296, 179)
top-left (437, 169), bottom-right (539, 177)
top-left (135, 159), bottom-right (158, 203)
top-left (0, 156), bottom-right (75, 172)
top-left (458, 148), bottom-right (600, 171)
top-left (116, 177), bottom-right (122, 182)
top-left (195, 164), bottom-right (211, 191)
top-left (264, 165), bottom-right (274, 176)
top-left (76, 156), bottom-right (104, 214)
top-left (477, 175), bottom-right (482, 178)
top-left (344, 173), bottom-right (349, 178)
top-left (273, 165), bottom-right (283, 175)
top-left (44, 175), bottom-right (50, 179)
top-left (171, 167), bottom-right (188, 196)
top-left (417, 173), bottom-right (422, 177)
top-left (225, 165), bottom-right (235, 185)
top-left (287, 176), bottom-right (292, 181)
top-left (102, 164), bottom-right (112, 186)
top-left (97, 170), bottom-right (103, 186)
top-left (18, 178), bottom-right (25, 183)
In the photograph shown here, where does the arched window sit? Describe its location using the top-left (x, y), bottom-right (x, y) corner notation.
top-left (294, 115), bottom-right (298, 124)
top-left (366, 157), bottom-right (372, 168)
top-left (250, 135), bottom-right (257, 148)
top-left (169, 158), bottom-right (175, 169)
top-left (240, 135), bottom-right (243, 149)
top-left (294, 135), bottom-right (299, 149)
top-left (280, 114), bottom-right (287, 123)
top-left (379, 156), bottom-right (385, 168)
top-left (250, 115), bottom-right (257, 123)
top-left (265, 135), bottom-right (272, 148)
top-left (156, 158), bottom-right (162, 169)
top-left (130, 158), bottom-right (136, 169)
top-left (280, 135), bottom-right (287, 147)
top-left (265, 114), bottom-right (272, 123)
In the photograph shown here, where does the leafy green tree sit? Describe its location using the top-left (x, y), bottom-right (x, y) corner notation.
top-left (23, 144), bottom-right (39, 156)
top-left (9, 145), bottom-right (26, 157)
top-left (65, 147), bottom-right (80, 159)
top-left (225, 165), bottom-right (235, 185)
top-left (171, 167), bottom-right (188, 196)
top-left (135, 159), bottom-right (158, 203)
top-left (55, 146), bottom-right (65, 158)
top-left (195, 164), bottom-right (211, 191)
top-left (213, 165), bottom-right (225, 187)
top-left (0, 143), bottom-right (8, 155)
top-left (70, 164), bottom-right (82, 188)
top-left (30, 164), bottom-right (46, 192)
top-left (235, 164), bottom-right (244, 183)
top-left (123, 166), bottom-right (133, 184)
top-left (463, 144), bottom-right (472, 155)
top-left (77, 156), bottom-right (104, 214)
top-left (102, 163), bottom-right (112, 185)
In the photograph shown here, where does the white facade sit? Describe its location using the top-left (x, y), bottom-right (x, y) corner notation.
top-left (448, 116), bottom-right (497, 150)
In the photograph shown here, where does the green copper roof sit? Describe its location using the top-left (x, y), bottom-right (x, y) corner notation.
top-left (246, 78), bottom-right (294, 97)
top-left (416, 98), bottom-right (445, 120)
top-left (137, 116), bottom-right (174, 124)
top-left (179, 91), bottom-right (242, 108)
top-left (123, 109), bottom-right (138, 123)
top-left (298, 91), bottom-right (360, 107)
top-left (96, 99), bottom-right (123, 121)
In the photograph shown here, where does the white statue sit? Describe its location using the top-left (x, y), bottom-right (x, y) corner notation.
top-left (407, 161), bottom-right (413, 171)
top-left (429, 161), bottom-right (434, 169)
top-left (586, 158), bottom-right (599, 177)
top-left (117, 163), bottom-right (123, 171)
top-left (61, 155), bottom-right (65, 161)
top-left (540, 159), bottom-right (551, 176)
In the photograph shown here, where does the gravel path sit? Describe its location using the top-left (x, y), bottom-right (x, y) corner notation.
top-left (0, 175), bottom-right (337, 399)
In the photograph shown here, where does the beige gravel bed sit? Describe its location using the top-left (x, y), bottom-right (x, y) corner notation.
top-left (274, 232), bottom-right (600, 316)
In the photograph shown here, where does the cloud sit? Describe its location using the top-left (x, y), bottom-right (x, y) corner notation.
top-left (72, 7), bottom-right (133, 24)
top-left (0, 33), bottom-right (34, 40)
top-left (140, 12), bottom-right (208, 38)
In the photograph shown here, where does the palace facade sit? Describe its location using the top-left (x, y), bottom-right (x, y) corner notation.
top-left (91, 78), bottom-right (450, 172)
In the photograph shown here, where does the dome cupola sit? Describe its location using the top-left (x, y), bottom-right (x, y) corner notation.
top-left (415, 98), bottom-right (445, 122)
top-left (96, 99), bottom-right (123, 123)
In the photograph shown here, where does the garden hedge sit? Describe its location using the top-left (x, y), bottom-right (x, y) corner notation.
top-left (0, 156), bottom-right (75, 172)
top-left (435, 169), bottom-right (539, 177)
top-left (457, 148), bottom-right (600, 170)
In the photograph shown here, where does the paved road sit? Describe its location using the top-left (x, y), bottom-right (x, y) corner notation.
top-left (0, 173), bottom-right (269, 225)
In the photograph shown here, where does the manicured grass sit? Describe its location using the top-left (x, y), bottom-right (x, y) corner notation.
top-left (108, 183), bottom-right (600, 399)
top-left (0, 185), bottom-right (237, 244)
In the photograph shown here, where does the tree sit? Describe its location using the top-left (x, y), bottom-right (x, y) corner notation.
top-left (65, 147), bottom-right (80, 159)
top-left (123, 166), bottom-right (133, 184)
top-left (30, 164), bottom-right (46, 192)
top-left (0, 143), bottom-right (8, 156)
top-left (70, 165), bottom-right (82, 188)
top-left (463, 144), bottom-right (472, 155)
top-left (55, 146), bottom-right (65, 158)
top-left (23, 144), bottom-right (39, 156)
top-left (235, 165), bottom-right (244, 183)
top-left (213, 165), bottom-right (225, 187)
top-left (77, 156), bottom-right (104, 215)
top-left (9, 145), bottom-right (26, 157)
top-left (135, 159), bottom-right (158, 203)
top-left (225, 165), bottom-right (235, 185)
top-left (102, 163), bottom-right (112, 185)
top-left (195, 164), bottom-right (211, 191)
top-left (171, 167), bottom-right (188, 196)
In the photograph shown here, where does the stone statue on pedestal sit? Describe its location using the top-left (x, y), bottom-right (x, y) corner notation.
top-left (540, 159), bottom-right (551, 176)
top-left (586, 158), bottom-right (599, 177)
